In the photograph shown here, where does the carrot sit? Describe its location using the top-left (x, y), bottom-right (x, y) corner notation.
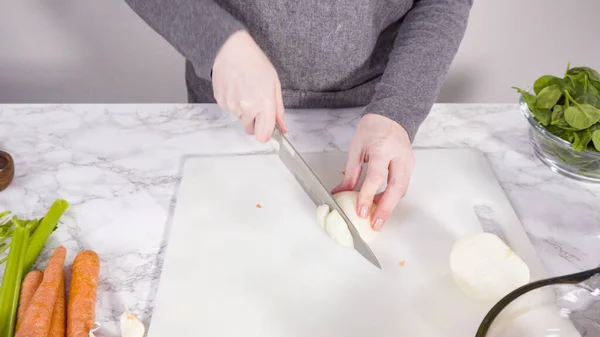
top-left (16, 270), bottom-right (43, 332)
top-left (15, 246), bottom-right (66, 337)
top-left (67, 250), bottom-right (100, 337)
top-left (48, 272), bottom-right (66, 337)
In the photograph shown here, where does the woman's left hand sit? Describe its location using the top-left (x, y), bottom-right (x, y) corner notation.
top-left (332, 113), bottom-right (415, 231)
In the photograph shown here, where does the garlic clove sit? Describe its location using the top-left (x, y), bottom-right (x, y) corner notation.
top-left (120, 307), bottom-right (146, 337)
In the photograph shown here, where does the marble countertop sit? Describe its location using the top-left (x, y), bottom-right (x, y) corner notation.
top-left (0, 104), bottom-right (599, 335)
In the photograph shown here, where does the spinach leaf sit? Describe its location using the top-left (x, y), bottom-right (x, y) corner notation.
top-left (592, 130), bottom-right (600, 151)
top-left (551, 103), bottom-right (577, 130)
top-left (590, 80), bottom-right (600, 93)
top-left (551, 105), bottom-right (564, 124)
top-left (512, 86), bottom-right (537, 110)
top-left (566, 72), bottom-right (588, 96)
top-left (546, 124), bottom-right (563, 134)
top-left (572, 129), bottom-right (592, 151)
top-left (587, 82), bottom-right (600, 96)
top-left (544, 126), bottom-right (574, 142)
top-left (589, 123), bottom-right (600, 133)
top-left (554, 118), bottom-right (577, 131)
top-left (532, 107), bottom-right (552, 126)
top-left (535, 84), bottom-right (562, 109)
top-left (546, 125), bottom-right (574, 141)
top-left (565, 62), bottom-right (572, 75)
top-left (566, 70), bottom-right (600, 98)
top-left (575, 94), bottom-right (600, 109)
top-left (564, 104), bottom-right (600, 130)
top-left (564, 88), bottom-right (572, 111)
top-left (568, 66), bottom-right (600, 83)
top-left (561, 130), bottom-right (575, 143)
top-left (561, 82), bottom-right (578, 99)
top-left (533, 75), bottom-right (564, 95)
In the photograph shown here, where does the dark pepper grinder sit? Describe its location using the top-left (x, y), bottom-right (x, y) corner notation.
top-left (0, 151), bottom-right (14, 192)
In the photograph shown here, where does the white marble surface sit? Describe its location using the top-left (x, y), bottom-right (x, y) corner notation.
top-left (0, 104), bottom-right (599, 335)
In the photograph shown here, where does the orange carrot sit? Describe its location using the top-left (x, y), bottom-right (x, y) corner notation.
top-left (67, 250), bottom-right (100, 337)
top-left (16, 270), bottom-right (43, 332)
top-left (15, 246), bottom-right (66, 337)
top-left (48, 272), bottom-right (66, 337)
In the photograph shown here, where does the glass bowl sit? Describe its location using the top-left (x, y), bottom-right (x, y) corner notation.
top-left (520, 95), bottom-right (600, 183)
top-left (476, 267), bottom-right (600, 337)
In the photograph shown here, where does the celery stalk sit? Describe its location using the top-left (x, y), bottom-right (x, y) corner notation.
top-left (0, 219), bottom-right (41, 265)
top-left (0, 217), bottom-right (29, 337)
top-left (26, 219), bottom-right (41, 236)
top-left (0, 211), bottom-right (9, 223)
top-left (23, 199), bottom-right (68, 273)
top-left (0, 212), bottom-right (11, 252)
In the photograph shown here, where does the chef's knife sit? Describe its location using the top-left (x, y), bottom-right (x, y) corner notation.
top-left (272, 126), bottom-right (381, 269)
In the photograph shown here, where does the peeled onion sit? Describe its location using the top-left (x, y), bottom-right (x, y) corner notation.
top-left (324, 209), bottom-right (354, 248)
top-left (450, 232), bottom-right (530, 302)
top-left (315, 191), bottom-right (379, 247)
top-left (332, 191), bottom-right (378, 243)
top-left (316, 204), bottom-right (330, 229)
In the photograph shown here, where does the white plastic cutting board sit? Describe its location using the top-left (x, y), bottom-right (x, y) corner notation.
top-left (148, 149), bottom-right (580, 337)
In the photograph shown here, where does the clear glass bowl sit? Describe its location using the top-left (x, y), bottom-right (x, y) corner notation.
top-left (478, 268), bottom-right (600, 337)
top-left (520, 95), bottom-right (600, 183)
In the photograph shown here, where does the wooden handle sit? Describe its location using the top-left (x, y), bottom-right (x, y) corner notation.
top-left (0, 151), bottom-right (14, 191)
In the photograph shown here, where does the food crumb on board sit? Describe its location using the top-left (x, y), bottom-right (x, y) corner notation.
top-left (256, 204), bottom-right (262, 209)
top-left (398, 260), bottom-right (406, 266)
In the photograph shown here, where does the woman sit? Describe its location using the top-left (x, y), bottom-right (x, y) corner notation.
top-left (125, 0), bottom-right (472, 230)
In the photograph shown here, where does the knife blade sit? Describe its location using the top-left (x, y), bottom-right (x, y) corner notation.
top-left (272, 126), bottom-right (381, 269)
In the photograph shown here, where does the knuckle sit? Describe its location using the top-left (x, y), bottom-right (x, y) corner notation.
top-left (388, 178), bottom-right (409, 198)
top-left (256, 132), bottom-right (271, 143)
top-left (242, 116), bottom-right (254, 126)
top-left (375, 208), bottom-right (391, 219)
top-left (359, 191), bottom-right (375, 203)
top-left (227, 100), bottom-right (240, 112)
top-left (343, 173), bottom-right (356, 184)
top-left (239, 99), bottom-right (259, 111)
top-left (368, 141), bottom-right (387, 155)
top-left (387, 177), bottom-right (405, 190)
top-left (366, 170), bottom-right (386, 183)
top-left (357, 190), bottom-right (369, 199)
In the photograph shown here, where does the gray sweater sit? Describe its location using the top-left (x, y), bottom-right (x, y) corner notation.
top-left (124, 0), bottom-right (472, 141)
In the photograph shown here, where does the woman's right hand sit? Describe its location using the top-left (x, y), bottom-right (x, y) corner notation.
top-left (212, 30), bottom-right (287, 142)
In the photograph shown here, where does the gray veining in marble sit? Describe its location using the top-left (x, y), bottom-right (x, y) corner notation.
top-left (0, 104), bottom-right (599, 335)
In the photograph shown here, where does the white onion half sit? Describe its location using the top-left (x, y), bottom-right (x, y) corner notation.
top-left (450, 232), bottom-right (530, 302)
top-left (315, 191), bottom-right (379, 247)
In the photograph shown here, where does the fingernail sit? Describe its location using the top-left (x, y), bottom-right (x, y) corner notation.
top-left (359, 205), bottom-right (368, 218)
top-left (373, 219), bottom-right (384, 231)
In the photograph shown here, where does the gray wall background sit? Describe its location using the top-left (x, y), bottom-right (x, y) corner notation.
top-left (1, 0), bottom-right (599, 104)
